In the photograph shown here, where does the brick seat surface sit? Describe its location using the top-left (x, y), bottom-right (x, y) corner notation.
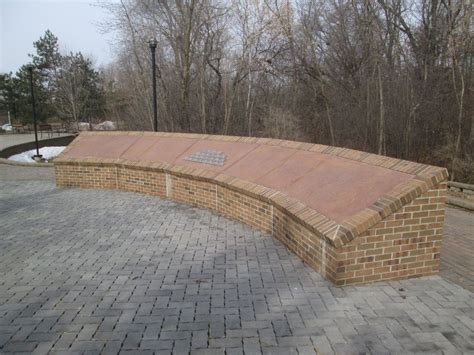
top-left (54, 132), bottom-right (448, 286)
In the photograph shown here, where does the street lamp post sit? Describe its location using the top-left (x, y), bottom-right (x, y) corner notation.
top-left (26, 65), bottom-right (42, 161)
top-left (148, 38), bottom-right (158, 132)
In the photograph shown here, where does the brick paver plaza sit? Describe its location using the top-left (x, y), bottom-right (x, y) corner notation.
top-left (0, 165), bottom-right (473, 354)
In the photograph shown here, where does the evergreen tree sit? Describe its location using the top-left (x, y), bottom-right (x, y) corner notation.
top-left (0, 68), bottom-right (50, 124)
top-left (30, 29), bottom-right (62, 70)
top-left (0, 30), bottom-right (105, 126)
top-left (14, 65), bottom-right (52, 123)
top-left (0, 30), bottom-right (61, 123)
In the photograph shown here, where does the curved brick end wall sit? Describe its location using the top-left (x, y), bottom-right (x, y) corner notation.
top-left (54, 132), bottom-right (448, 286)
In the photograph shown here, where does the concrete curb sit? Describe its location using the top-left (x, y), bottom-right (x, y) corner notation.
top-left (0, 157), bottom-right (53, 167)
top-left (447, 196), bottom-right (474, 211)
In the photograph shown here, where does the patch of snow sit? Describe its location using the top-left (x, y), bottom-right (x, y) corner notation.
top-left (1, 124), bottom-right (13, 132)
top-left (78, 122), bottom-right (91, 131)
top-left (77, 121), bottom-right (117, 131)
top-left (8, 146), bottom-right (66, 163)
top-left (94, 121), bottom-right (116, 130)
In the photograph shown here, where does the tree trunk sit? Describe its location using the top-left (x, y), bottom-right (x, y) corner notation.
top-left (377, 62), bottom-right (385, 155)
top-left (451, 64), bottom-right (465, 181)
top-left (246, 49), bottom-right (253, 136)
top-left (200, 62), bottom-right (207, 133)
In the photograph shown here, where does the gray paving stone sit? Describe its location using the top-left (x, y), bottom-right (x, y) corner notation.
top-left (225, 348), bottom-right (244, 355)
top-left (258, 328), bottom-right (277, 347)
top-left (122, 332), bottom-right (143, 350)
top-left (208, 337), bottom-right (242, 348)
top-left (272, 320), bottom-right (291, 337)
top-left (173, 338), bottom-right (191, 353)
top-left (2, 341), bottom-right (37, 352)
top-left (102, 340), bottom-right (122, 354)
top-left (262, 347), bottom-right (298, 355)
top-left (69, 340), bottom-right (105, 352)
top-left (311, 335), bottom-right (334, 354)
top-left (0, 171), bottom-right (473, 354)
top-left (297, 345), bottom-right (318, 355)
top-left (243, 337), bottom-right (261, 354)
top-left (190, 349), bottom-right (224, 355)
top-left (191, 330), bottom-right (208, 349)
top-left (139, 339), bottom-right (173, 350)
top-left (31, 341), bottom-right (55, 355)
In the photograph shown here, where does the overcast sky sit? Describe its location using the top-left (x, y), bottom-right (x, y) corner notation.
top-left (0, 0), bottom-right (118, 74)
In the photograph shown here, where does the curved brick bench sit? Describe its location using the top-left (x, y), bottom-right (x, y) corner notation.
top-left (54, 132), bottom-right (448, 286)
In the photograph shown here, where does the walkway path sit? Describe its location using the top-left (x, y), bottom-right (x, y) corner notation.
top-left (0, 133), bottom-right (73, 151)
top-left (441, 207), bottom-right (474, 292)
top-left (0, 165), bottom-right (473, 354)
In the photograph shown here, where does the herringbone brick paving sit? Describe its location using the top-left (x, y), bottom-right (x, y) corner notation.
top-left (0, 165), bottom-right (473, 354)
top-left (441, 208), bottom-right (474, 293)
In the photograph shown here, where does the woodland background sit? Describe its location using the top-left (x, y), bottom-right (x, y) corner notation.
top-left (0, 0), bottom-right (472, 182)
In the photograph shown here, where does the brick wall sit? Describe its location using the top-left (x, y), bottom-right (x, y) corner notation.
top-left (331, 182), bottom-right (446, 286)
top-left (169, 174), bottom-right (216, 211)
top-left (217, 186), bottom-right (273, 233)
top-left (117, 167), bottom-right (166, 197)
top-left (273, 206), bottom-right (328, 277)
top-left (54, 132), bottom-right (448, 287)
top-left (270, 183), bottom-right (446, 286)
top-left (55, 164), bottom-right (117, 189)
top-left (56, 161), bottom-right (446, 287)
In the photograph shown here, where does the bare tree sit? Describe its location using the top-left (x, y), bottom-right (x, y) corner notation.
top-left (99, 0), bottom-right (474, 182)
top-left (53, 52), bottom-right (102, 129)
